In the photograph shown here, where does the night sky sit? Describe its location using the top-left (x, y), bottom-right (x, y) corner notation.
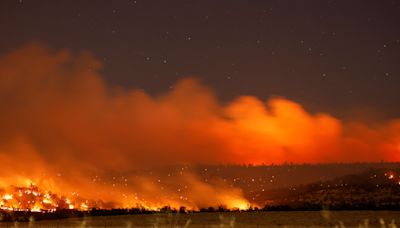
top-left (1, 0), bottom-right (399, 119)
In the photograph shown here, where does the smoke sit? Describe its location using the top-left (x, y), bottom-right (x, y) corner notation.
top-left (0, 43), bottom-right (399, 209)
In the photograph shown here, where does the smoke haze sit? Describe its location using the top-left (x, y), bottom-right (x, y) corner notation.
top-left (0, 43), bottom-right (399, 209)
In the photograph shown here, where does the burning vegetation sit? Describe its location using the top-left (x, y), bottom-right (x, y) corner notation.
top-left (0, 183), bottom-right (107, 212)
top-left (1, 165), bottom-right (400, 215)
top-left (0, 44), bottom-right (400, 214)
top-left (0, 172), bottom-right (251, 213)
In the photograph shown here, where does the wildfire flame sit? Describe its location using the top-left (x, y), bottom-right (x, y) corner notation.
top-left (0, 175), bottom-right (251, 212)
top-left (0, 183), bottom-right (97, 212)
top-left (0, 43), bottom-right (399, 212)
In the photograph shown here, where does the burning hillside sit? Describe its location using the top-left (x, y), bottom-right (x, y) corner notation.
top-left (0, 44), bottom-right (400, 211)
top-left (1, 183), bottom-right (93, 212)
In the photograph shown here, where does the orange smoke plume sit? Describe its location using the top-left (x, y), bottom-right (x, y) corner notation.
top-left (0, 43), bottom-right (399, 210)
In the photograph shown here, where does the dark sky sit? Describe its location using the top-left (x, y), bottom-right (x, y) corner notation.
top-left (1, 0), bottom-right (399, 119)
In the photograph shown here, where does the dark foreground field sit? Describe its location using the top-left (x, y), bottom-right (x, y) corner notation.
top-left (1, 211), bottom-right (400, 227)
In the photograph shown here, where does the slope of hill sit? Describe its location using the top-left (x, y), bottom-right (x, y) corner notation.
top-left (259, 168), bottom-right (400, 210)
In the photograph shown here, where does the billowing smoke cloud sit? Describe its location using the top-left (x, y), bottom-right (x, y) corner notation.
top-left (0, 43), bottom-right (399, 209)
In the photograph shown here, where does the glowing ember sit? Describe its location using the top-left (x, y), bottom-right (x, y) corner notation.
top-left (3, 194), bottom-right (13, 200)
top-left (385, 171), bottom-right (397, 180)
